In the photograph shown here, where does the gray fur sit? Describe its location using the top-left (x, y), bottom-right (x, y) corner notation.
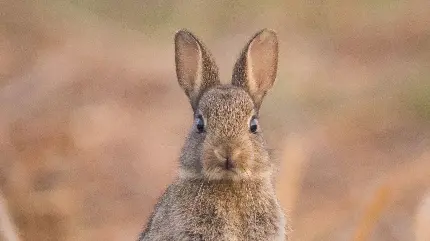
top-left (139, 29), bottom-right (286, 241)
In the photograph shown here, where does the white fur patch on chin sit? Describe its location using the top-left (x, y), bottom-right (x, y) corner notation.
top-left (179, 168), bottom-right (272, 182)
top-left (203, 167), bottom-right (246, 181)
top-left (204, 168), bottom-right (269, 182)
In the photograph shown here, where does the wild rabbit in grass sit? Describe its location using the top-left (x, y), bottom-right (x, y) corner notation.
top-left (138, 29), bottom-right (286, 241)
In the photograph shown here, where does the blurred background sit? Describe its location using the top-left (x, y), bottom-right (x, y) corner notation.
top-left (1, 0), bottom-right (429, 240)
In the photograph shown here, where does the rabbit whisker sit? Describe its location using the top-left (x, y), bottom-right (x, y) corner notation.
top-left (193, 180), bottom-right (205, 208)
top-left (245, 179), bottom-right (257, 235)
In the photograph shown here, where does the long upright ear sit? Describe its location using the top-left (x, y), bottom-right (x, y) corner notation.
top-left (175, 29), bottom-right (220, 111)
top-left (232, 29), bottom-right (278, 110)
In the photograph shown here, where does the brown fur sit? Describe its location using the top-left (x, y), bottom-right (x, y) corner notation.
top-left (138, 29), bottom-right (286, 241)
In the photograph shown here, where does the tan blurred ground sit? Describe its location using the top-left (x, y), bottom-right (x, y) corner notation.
top-left (1, 1), bottom-right (429, 240)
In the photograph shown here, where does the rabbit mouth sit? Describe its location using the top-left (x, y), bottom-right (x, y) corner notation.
top-left (204, 165), bottom-right (251, 181)
top-left (201, 146), bottom-right (255, 180)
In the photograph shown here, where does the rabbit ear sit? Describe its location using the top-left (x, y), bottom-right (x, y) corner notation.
top-left (232, 29), bottom-right (278, 110)
top-left (175, 29), bottom-right (220, 111)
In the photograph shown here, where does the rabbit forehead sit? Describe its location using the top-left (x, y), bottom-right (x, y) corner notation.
top-left (198, 86), bottom-right (254, 126)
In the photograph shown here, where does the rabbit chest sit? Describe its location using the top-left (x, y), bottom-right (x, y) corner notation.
top-left (170, 180), bottom-right (286, 241)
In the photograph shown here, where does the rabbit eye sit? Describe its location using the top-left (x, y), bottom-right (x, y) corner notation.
top-left (249, 116), bottom-right (258, 133)
top-left (195, 115), bottom-right (205, 133)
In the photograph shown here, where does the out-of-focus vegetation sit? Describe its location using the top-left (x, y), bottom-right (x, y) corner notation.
top-left (0, 0), bottom-right (429, 240)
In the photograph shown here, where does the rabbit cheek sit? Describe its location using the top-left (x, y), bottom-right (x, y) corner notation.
top-left (249, 138), bottom-right (270, 173)
top-left (200, 141), bottom-right (220, 180)
top-left (231, 146), bottom-right (254, 178)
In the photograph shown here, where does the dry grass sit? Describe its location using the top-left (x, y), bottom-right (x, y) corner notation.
top-left (353, 185), bottom-right (391, 241)
top-left (0, 192), bottom-right (21, 241)
top-left (415, 192), bottom-right (430, 241)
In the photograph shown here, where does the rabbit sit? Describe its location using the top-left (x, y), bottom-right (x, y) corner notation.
top-left (138, 28), bottom-right (286, 241)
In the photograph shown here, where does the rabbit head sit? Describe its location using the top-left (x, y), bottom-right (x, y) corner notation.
top-left (175, 29), bottom-right (278, 181)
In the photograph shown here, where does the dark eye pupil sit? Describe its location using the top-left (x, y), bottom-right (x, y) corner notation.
top-left (196, 115), bottom-right (205, 133)
top-left (250, 117), bottom-right (258, 133)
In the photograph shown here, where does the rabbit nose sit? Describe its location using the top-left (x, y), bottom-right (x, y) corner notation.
top-left (225, 158), bottom-right (235, 170)
top-left (214, 148), bottom-right (237, 170)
